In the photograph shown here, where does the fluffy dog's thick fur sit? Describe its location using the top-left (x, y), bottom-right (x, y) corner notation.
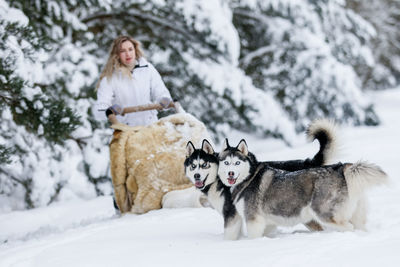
top-left (109, 113), bottom-right (209, 214)
top-left (183, 119), bottom-right (340, 239)
top-left (218, 139), bottom-right (388, 238)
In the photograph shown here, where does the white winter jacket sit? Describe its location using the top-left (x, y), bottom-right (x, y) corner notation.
top-left (94, 58), bottom-right (171, 126)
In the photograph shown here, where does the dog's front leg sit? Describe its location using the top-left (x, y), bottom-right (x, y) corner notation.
top-left (246, 215), bottom-right (267, 239)
top-left (224, 213), bottom-right (242, 240)
top-left (263, 224), bottom-right (277, 237)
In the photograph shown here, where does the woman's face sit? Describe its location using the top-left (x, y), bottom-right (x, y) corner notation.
top-left (119, 40), bottom-right (136, 66)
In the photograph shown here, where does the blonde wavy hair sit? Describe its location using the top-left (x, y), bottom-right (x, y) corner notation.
top-left (96, 36), bottom-right (144, 89)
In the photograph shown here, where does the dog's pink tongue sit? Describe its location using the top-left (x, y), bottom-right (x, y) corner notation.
top-left (195, 181), bottom-right (204, 188)
top-left (228, 178), bottom-right (236, 185)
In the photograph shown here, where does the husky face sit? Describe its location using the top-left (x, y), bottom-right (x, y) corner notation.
top-left (218, 139), bottom-right (251, 187)
top-left (184, 140), bottom-right (218, 190)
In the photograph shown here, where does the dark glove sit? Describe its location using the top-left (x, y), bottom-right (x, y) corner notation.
top-left (159, 97), bottom-right (172, 109)
top-left (106, 104), bottom-right (123, 116)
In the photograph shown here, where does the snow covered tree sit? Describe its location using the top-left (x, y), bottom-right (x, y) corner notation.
top-left (81, 0), bottom-right (299, 141)
top-left (83, 1), bottom-right (249, 137)
top-left (231, 0), bottom-right (380, 131)
top-left (347, 0), bottom-right (400, 90)
top-left (0, 0), bottom-right (298, 210)
top-left (2, 0), bottom-right (395, 211)
top-left (0, 0), bottom-right (108, 210)
top-left (0, 10), bottom-right (82, 208)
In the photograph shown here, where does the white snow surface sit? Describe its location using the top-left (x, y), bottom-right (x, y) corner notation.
top-left (1, 89), bottom-right (399, 266)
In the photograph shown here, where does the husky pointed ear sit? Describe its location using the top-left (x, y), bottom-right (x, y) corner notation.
top-left (221, 138), bottom-right (230, 151)
top-left (202, 139), bottom-right (214, 155)
top-left (186, 141), bottom-right (196, 157)
top-left (237, 139), bottom-right (248, 156)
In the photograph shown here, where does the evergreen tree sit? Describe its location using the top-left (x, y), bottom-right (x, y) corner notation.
top-left (82, 0), bottom-right (257, 138)
top-left (231, 0), bottom-right (380, 131)
top-left (0, 1), bottom-right (97, 209)
top-left (347, 0), bottom-right (400, 90)
top-left (1, 0), bottom-right (396, 211)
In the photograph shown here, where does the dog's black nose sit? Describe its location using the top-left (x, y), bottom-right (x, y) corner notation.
top-left (228, 171), bottom-right (234, 177)
top-left (194, 173), bottom-right (200, 179)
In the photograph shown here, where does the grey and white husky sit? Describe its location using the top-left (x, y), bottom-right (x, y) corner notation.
top-left (184, 119), bottom-right (338, 240)
top-left (218, 139), bottom-right (388, 239)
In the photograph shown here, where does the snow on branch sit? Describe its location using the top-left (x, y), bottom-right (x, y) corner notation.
top-left (82, 10), bottom-right (193, 41)
top-left (233, 9), bottom-right (269, 24)
top-left (240, 46), bottom-right (275, 67)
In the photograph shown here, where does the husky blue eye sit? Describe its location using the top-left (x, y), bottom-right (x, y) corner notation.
top-left (224, 161), bottom-right (229, 165)
top-left (235, 161), bottom-right (240, 165)
top-left (191, 164), bottom-right (196, 169)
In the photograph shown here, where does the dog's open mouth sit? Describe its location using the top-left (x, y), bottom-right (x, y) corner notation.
top-left (194, 175), bottom-right (208, 189)
top-left (227, 176), bottom-right (237, 185)
top-left (195, 180), bottom-right (204, 188)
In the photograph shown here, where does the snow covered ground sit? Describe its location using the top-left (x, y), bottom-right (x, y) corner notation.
top-left (1, 88), bottom-right (399, 267)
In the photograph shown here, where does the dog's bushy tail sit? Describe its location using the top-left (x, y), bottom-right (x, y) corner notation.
top-left (307, 118), bottom-right (338, 165)
top-left (344, 161), bottom-right (388, 198)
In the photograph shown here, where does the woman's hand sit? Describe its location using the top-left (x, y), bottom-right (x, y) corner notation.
top-left (159, 97), bottom-right (172, 109)
top-left (106, 104), bottom-right (123, 117)
top-left (109, 104), bottom-right (123, 115)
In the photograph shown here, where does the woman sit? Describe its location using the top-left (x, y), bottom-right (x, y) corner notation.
top-left (94, 35), bottom-right (172, 126)
top-left (94, 36), bottom-right (174, 213)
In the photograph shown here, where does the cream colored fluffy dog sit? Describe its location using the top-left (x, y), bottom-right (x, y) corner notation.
top-left (109, 113), bottom-right (209, 214)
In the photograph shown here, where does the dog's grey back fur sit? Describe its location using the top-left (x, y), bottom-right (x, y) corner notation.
top-left (229, 158), bottom-right (388, 237)
top-left (232, 163), bottom-right (346, 219)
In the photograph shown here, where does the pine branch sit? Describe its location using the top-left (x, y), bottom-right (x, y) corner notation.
top-left (0, 167), bottom-right (23, 185)
top-left (81, 10), bottom-right (222, 57)
top-left (239, 46), bottom-right (275, 67)
top-left (47, 181), bottom-right (66, 205)
top-left (233, 9), bottom-right (268, 24)
top-left (82, 10), bottom-right (193, 40)
top-left (0, 93), bottom-right (13, 105)
top-left (0, 167), bottom-right (34, 209)
top-left (67, 134), bottom-right (92, 150)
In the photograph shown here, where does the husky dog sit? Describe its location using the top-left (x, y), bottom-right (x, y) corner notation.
top-left (184, 119), bottom-right (338, 239)
top-left (185, 139), bottom-right (242, 240)
top-left (218, 139), bottom-right (388, 239)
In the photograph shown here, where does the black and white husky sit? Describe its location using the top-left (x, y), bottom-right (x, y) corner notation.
top-left (218, 139), bottom-right (388, 239)
top-left (184, 119), bottom-right (338, 240)
top-left (185, 139), bottom-right (242, 240)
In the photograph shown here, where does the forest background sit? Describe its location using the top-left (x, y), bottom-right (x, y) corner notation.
top-left (1, 0), bottom-right (399, 211)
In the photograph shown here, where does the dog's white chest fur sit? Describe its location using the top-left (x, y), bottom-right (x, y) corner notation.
top-left (207, 184), bottom-right (225, 214)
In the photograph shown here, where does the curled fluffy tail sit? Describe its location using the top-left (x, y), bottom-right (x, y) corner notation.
top-left (344, 161), bottom-right (388, 198)
top-left (307, 118), bottom-right (338, 165)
